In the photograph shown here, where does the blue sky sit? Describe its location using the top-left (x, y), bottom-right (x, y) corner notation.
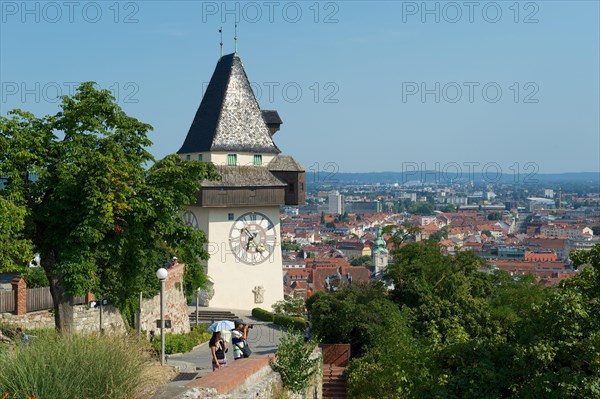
top-left (1, 1), bottom-right (599, 176)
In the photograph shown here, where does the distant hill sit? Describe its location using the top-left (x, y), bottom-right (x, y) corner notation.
top-left (307, 171), bottom-right (600, 186)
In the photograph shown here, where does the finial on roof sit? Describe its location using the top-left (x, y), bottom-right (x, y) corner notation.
top-left (234, 23), bottom-right (238, 54)
top-left (219, 27), bottom-right (223, 59)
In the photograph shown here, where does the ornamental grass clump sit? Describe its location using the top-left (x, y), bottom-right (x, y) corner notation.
top-left (0, 332), bottom-right (147, 399)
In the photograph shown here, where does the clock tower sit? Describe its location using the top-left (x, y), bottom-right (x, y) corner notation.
top-left (177, 53), bottom-right (305, 310)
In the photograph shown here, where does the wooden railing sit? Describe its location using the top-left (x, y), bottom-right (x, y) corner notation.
top-left (26, 287), bottom-right (54, 312)
top-left (1, 283), bottom-right (89, 314)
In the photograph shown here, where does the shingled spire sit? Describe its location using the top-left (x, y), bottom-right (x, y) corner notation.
top-left (177, 53), bottom-right (281, 155)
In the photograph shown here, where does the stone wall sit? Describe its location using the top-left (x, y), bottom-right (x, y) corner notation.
top-left (0, 305), bottom-right (127, 335)
top-left (71, 304), bottom-right (127, 335)
top-left (139, 263), bottom-right (190, 336)
top-left (1, 263), bottom-right (190, 336)
top-left (0, 310), bottom-right (55, 330)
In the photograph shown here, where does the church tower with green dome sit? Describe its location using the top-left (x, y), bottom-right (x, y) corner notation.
top-left (372, 227), bottom-right (389, 277)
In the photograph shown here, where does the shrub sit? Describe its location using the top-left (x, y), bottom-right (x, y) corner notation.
top-left (272, 297), bottom-right (305, 316)
top-left (252, 307), bottom-right (275, 322)
top-left (0, 332), bottom-right (146, 399)
top-left (273, 314), bottom-right (306, 332)
top-left (21, 266), bottom-right (49, 288)
top-left (270, 332), bottom-right (319, 394)
top-left (152, 325), bottom-right (211, 355)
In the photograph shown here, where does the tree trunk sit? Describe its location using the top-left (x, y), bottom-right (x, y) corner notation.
top-left (41, 250), bottom-right (74, 333)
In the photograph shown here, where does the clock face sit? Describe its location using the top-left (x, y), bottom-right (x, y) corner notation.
top-left (183, 210), bottom-right (199, 229)
top-left (229, 212), bottom-right (277, 265)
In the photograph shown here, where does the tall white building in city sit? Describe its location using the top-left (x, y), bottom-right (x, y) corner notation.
top-left (328, 191), bottom-right (344, 214)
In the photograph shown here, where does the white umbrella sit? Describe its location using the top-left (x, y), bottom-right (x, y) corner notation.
top-left (207, 320), bottom-right (235, 333)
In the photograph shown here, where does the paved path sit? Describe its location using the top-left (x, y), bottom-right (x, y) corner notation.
top-left (150, 308), bottom-right (283, 399)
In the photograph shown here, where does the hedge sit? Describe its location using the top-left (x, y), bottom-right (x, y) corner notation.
top-left (252, 308), bottom-right (307, 331)
top-left (152, 325), bottom-right (211, 355)
top-left (273, 314), bottom-right (307, 332)
top-left (252, 307), bottom-right (275, 322)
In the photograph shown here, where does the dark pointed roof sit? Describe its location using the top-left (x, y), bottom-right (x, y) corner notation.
top-left (178, 53), bottom-right (281, 154)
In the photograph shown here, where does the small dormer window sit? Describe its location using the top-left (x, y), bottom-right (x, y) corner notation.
top-left (254, 154), bottom-right (262, 166)
top-left (227, 154), bottom-right (237, 166)
top-left (185, 154), bottom-right (191, 161)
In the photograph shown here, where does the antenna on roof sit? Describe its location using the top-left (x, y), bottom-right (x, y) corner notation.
top-left (234, 23), bottom-right (238, 54)
top-left (219, 27), bottom-right (223, 59)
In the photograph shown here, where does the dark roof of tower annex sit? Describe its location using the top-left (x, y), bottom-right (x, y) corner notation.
top-left (177, 53), bottom-right (281, 155)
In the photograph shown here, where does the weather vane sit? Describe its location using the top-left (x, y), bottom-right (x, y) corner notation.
top-left (234, 23), bottom-right (238, 54)
top-left (219, 27), bottom-right (223, 58)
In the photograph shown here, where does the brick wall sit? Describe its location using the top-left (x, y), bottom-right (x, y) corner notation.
top-left (182, 350), bottom-right (323, 399)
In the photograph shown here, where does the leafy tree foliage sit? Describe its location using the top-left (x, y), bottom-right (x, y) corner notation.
top-left (487, 212), bottom-right (503, 220)
top-left (411, 202), bottom-right (434, 216)
top-left (0, 197), bottom-right (33, 272)
top-left (270, 332), bottom-right (320, 394)
top-left (350, 255), bottom-right (372, 267)
top-left (282, 242), bottom-right (303, 252)
top-left (0, 83), bottom-right (219, 330)
top-left (306, 282), bottom-right (392, 357)
top-left (429, 226), bottom-right (448, 241)
top-left (442, 204), bottom-right (457, 213)
top-left (387, 241), bottom-right (497, 346)
top-left (382, 223), bottom-right (422, 249)
top-left (310, 241), bottom-right (600, 398)
top-left (272, 297), bottom-right (305, 316)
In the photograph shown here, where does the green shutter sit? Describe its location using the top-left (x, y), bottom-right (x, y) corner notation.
top-left (227, 154), bottom-right (237, 166)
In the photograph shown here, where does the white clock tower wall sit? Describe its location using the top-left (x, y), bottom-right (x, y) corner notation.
top-left (186, 205), bottom-right (284, 310)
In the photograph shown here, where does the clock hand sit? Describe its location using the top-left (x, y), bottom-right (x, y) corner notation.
top-left (241, 228), bottom-right (254, 240)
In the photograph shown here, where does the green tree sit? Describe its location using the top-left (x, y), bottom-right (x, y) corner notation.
top-left (306, 283), bottom-right (391, 357)
top-left (282, 242), bottom-right (302, 251)
top-left (382, 223), bottom-right (422, 249)
top-left (429, 226), bottom-right (448, 241)
top-left (0, 197), bottom-right (33, 272)
top-left (487, 212), bottom-right (502, 220)
top-left (442, 204), bottom-right (457, 213)
top-left (350, 255), bottom-right (372, 267)
top-left (0, 83), bottom-right (219, 331)
top-left (272, 297), bottom-right (305, 315)
top-left (386, 241), bottom-right (497, 346)
top-left (320, 211), bottom-right (325, 224)
top-left (346, 307), bottom-right (431, 399)
top-left (411, 202), bottom-right (434, 216)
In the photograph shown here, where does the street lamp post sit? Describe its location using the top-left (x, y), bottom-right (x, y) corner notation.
top-left (156, 267), bottom-right (169, 366)
top-left (195, 287), bottom-right (201, 326)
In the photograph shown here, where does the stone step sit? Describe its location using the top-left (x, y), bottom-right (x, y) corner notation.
top-left (324, 369), bottom-right (346, 376)
top-left (323, 383), bottom-right (346, 390)
top-left (322, 365), bottom-right (347, 399)
top-left (323, 379), bottom-right (346, 385)
top-left (188, 311), bottom-right (240, 324)
top-left (323, 392), bottom-right (347, 398)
